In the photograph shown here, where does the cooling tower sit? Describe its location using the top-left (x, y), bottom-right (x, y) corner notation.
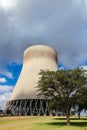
top-left (5, 45), bottom-right (58, 116)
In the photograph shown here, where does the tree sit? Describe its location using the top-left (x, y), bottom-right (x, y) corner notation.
top-left (76, 86), bottom-right (87, 119)
top-left (37, 68), bottom-right (87, 125)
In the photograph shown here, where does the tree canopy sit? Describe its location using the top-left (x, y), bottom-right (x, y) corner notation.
top-left (37, 68), bottom-right (87, 125)
top-left (76, 86), bottom-right (87, 118)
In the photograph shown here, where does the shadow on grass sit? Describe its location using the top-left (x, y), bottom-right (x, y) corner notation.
top-left (53, 117), bottom-right (87, 120)
top-left (46, 121), bottom-right (87, 127)
top-left (53, 117), bottom-right (66, 120)
top-left (71, 118), bottom-right (87, 120)
top-left (47, 122), bottom-right (66, 126)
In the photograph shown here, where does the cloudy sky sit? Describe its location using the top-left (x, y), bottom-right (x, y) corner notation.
top-left (0, 0), bottom-right (87, 109)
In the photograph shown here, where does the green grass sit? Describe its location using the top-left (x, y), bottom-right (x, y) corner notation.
top-left (0, 116), bottom-right (87, 130)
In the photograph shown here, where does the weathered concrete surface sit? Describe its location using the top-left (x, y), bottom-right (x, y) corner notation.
top-left (9, 45), bottom-right (58, 100)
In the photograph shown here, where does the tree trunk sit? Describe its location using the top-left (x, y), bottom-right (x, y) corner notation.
top-left (66, 114), bottom-right (70, 126)
top-left (78, 112), bottom-right (80, 119)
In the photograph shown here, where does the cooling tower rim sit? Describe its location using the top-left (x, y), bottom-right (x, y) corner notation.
top-left (24, 44), bottom-right (58, 61)
top-left (25, 44), bottom-right (56, 51)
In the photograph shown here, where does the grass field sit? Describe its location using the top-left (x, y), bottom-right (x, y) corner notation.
top-left (0, 116), bottom-right (87, 130)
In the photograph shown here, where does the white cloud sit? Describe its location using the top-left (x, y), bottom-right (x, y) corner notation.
top-left (0, 70), bottom-right (13, 79)
top-left (81, 65), bottom-right (87, 70)
top-left (59, 66), bottom-right (64, 70)
top-left (0, 85), bottom-right (13, 93)
top-left (0, 85), bottom-right (13, 109)
top-left (0, 0), bottom-right (17, 11)
top-left (5, 72), bottom-right (13, 78)
top-left (0, 77), bottom-right (6, 83)
top-left (0, 92), bottom-right (12, 109)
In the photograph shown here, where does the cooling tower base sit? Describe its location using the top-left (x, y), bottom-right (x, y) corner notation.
top-left (5, 99), bottom-right (50, 116)
top-left (5, 99), bottom-right (62, 116)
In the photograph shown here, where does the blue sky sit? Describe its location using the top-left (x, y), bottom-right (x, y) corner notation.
top-left (0, 0), bottom-right (87, 109)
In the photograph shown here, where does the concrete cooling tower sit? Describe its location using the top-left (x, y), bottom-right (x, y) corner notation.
top-left (5, 45), bottom-right (58, 116)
